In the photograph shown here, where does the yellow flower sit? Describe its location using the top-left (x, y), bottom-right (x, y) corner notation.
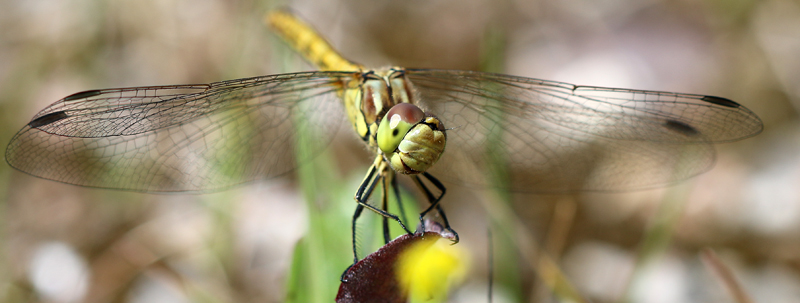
top-left (396, 235), bottom-right (469, 303)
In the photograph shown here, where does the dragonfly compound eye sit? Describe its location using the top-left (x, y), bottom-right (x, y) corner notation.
top-left (378, 104), bottom-right (447, 174)
top-left (378, 103), bottom-right (425, 155)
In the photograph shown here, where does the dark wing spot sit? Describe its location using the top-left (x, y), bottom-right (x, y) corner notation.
top-left (392, 129), bottom-right (399, 136)
top-left (701, 96), bottom-right (739, 108)
top-left (63, 89), bottom-right (103, 101)
top-left (664, 119), bottom-right (699, 137)
top-left (28, 111), bottom-right (68, 128)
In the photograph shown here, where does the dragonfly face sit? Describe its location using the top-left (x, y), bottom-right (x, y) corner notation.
top-left (378, 103), bottom-right (447, 175)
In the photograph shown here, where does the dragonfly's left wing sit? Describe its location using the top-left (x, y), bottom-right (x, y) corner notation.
top-left (6, 71), bottom-right (356, 192)
top-left (406, 69), bottom-right (763, 192)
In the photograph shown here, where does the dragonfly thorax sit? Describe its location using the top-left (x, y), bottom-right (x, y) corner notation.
top-left (349, 68), bottom-right (447, 175)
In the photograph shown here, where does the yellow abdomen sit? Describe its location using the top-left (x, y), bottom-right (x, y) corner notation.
top-left (266, 10), bottom-right (362, 72)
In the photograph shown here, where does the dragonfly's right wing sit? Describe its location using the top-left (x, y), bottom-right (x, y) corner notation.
top-left (407, 69), bottom-right (763, 192)
top-left (6, 71), bottom-right (356, 192)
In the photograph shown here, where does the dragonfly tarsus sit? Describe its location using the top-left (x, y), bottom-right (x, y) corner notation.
top-left (412, 172), bottom-right (459, 244)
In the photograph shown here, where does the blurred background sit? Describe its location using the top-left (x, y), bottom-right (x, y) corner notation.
top-left (1, 0), bottom-right (798, 302)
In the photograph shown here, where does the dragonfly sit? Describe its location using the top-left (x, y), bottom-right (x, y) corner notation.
top-left (5, 10), bottom-right (763, 272)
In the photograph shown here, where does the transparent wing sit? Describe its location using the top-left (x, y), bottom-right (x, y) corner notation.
top-left (5, 71), bottom-right (356, 192)
top-left (406, 69), bottom-right (763, 192)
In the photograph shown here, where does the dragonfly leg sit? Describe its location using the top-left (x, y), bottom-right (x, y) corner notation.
top-left (348, 204), bottom-right (365, 262)
top-left (380, 177), bottom-right (391, 244)
top-left (411, 172), bottom-right (459, 243)
top-left (390, 174), bottom-right (409, 232)
top-left (353, 163), bottom-right (412, 235)
top-left (343, 161), bottom-right (414, 282)
top-left (378, 171), bottom-right (410, 244)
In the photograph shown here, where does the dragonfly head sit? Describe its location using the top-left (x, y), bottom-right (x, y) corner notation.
top-left (377, 103), bottom-right (446, 174)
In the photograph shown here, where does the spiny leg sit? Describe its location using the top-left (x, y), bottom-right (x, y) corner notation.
top-left (380, 177), bottom-right (391, 244)
top-left (342, 164), bottom-right (380, 281)
top-left (349, 204), bottom-right (365, 262)
top-left (390, 174), bottom-right (409, 232)
top-left (343, 161), bottom-right (413, 282)
top-left (411, 172), bottom-right (459, 243)
top-left (417, 172), bottom-right (446, 218)
top-left (353, 164), bottom-right (412, 237)
top-left (379, 170), bottom-right (409, 244)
